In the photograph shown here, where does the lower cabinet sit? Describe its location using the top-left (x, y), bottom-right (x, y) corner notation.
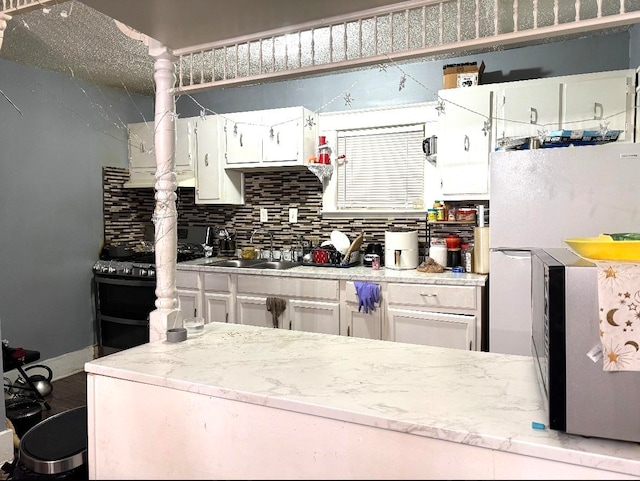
top-left (385, 283), bottom-right (481, 350)
top-left (340, 281), bottom-right (382, 340)
top-left (177, 267), bottom-right (484, 350)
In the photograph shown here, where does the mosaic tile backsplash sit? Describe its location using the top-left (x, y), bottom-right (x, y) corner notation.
top-left (102, 166), bottom-right (432, 255)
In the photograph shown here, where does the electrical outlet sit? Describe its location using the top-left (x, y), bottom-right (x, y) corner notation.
top-left (288, 207), bottom-right (298, 223)
top-left (260, 208), bottom-right (268, 222)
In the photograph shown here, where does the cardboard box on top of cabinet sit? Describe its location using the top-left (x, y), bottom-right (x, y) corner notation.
top-left (442, 61), bottom-right (485, 89)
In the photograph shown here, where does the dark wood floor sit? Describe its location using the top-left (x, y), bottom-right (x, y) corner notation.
top-left (41, 371), bottom-right (87, 420)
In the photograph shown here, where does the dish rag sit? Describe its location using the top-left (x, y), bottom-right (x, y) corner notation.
top-left (266, 297), bottom-right (287, 328)
top-left (354, 281), bottom-right (380, 314)
top-left (595, 261), bottom-right (640, 371)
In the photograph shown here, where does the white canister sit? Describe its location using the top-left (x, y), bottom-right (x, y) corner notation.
top-left (384, 229), bottom-right (419, 270)
top-left (429, 245), bottom-right (448, 267)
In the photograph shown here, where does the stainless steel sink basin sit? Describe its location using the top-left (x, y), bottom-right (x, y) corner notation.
top-left (203, 258), bottom-right (266, 268)
top-left (250, 260), bottom-right (299, 270)
top-left (203, 258), bottom-right (299, 270)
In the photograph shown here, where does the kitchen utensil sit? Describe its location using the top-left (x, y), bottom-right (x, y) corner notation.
top-left (330, 230), bottom-right (350, 255)
top-left (342, 231), bottom-right (364, 263)
top-left (564, 234), bottom-right (640, 261)
top-left (15, 364), bottom-right (53, 397)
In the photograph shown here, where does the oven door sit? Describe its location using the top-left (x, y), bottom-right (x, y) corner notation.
top-left (94, 275), bottom-right (155, 355)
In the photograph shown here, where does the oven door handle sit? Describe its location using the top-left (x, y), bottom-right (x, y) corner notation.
top-left (94, 276), bottom-right (155, 287)
top-left (99, 314), bottom-right (150, 326)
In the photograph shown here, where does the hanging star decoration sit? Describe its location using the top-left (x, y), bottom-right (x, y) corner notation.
top-left (200, 109), bottom-right (206, 121)
top-left (599, 120), bottom-right (610, 141)
top-left (344, 93), bottom-right (354, 106)
top-left (269, 127), bottom-right (274, 140)
top-left (305, 115), bottom-right (315, 129)
top-left (482, 119), bottom-right (491, 136)
top-left (233, 124), bottom-right (238, 136)
top-left (435, 99), bottom-right (445, 116)
top-left (398, 75), bottom-right (406, 91)
top-left (378, 63), bottom-right (388, 72)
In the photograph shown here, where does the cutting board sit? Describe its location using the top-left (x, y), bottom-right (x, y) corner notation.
top-left (342, 231), bottom-right (364, 263)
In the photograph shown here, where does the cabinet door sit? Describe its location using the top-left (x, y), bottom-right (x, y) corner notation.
top-left (221, 112), bottom-right (263, 166)
top-left (387, 308), bottom-right (475, 350)
top-left (177, 289), bottom-right (200, 319)
top-left (498, 82), bottom-right (561, 140)
top-left (128, 122), bottom-right (156, 170)
top-left (194, 118), bottom-right (221, 201)
top-left (341, 281), bottom-right (382, 339)
top-left (236, 295), bottom-right (276, 328)
top-left (437, 87), bottom-right (494, 197)
top-left (562, 75), bottom-right (633, 141)
top-left (289, 300), bottom-right (340, 335)
top-left (204, 293), bottom-right (231, 324)
top-left (261, 106), bottom-right (315, 164)
top-left (174, 117), bottom-right (195, 171)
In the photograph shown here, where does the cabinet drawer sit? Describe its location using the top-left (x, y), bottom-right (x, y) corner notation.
top-left (176, 271), bottom-right (199, 289)
top-left (387, 283), bottom-right (476, 310)
top-left (203, 272), bottom-right (231, 292)
top-left (237, 275), bottom-right (339, 301)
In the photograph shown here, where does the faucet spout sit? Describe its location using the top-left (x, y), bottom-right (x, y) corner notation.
top-left (249, 228), bottom-right (274, 260)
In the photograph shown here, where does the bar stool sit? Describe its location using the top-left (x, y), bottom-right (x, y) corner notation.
top-left (12, 406), bottom-right (87, 480)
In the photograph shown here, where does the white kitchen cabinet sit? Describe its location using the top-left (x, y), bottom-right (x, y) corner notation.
top-left (561, 73), bottom-right (634, 140)
top-left (436, 86), bottom-right (494, 199)
top-left (126, 118), bottom-right (195, 188)
top-left (385, 282), bottom-right (482, 351)
top-left (203, 272), bottom-right (233, 324)
top-left (176, 270), bottom-right (202, 319)
top-left (340, 281), bottom-right (382, 340)
top-left (235, 274), bottom-right (340, 333)
top-left (191, 116), bottom-right (244, 205)
top-left (222, 106), bottom-right (317, 170)
top-left (497, 82), bottom-right (562, 140)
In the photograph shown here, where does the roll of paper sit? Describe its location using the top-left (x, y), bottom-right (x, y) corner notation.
top-left (474, 226), bottom-right (490, 274)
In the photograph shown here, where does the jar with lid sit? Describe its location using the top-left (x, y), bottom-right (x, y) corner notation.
top-left (462, 243), bottom-right (474, 273)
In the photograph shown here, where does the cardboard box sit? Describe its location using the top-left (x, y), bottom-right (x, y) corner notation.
top-left (442, 61), bottom-right (485, 89)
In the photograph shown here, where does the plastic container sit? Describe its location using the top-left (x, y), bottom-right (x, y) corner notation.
top-left (427, 209), bottom-right (437, 221)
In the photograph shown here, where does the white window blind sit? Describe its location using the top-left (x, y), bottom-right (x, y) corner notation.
top-left (336, 124), bottom-right (425, 210)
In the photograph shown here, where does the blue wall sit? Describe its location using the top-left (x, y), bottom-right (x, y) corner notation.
top-left (0, 58), bottom-right (153, 361)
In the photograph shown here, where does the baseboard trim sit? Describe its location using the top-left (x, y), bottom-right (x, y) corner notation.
top-left (4, 345), bottom-right (96, 383)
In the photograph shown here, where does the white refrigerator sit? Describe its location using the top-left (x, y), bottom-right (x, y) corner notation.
top-left (489, 142), bottom-right (640, 355)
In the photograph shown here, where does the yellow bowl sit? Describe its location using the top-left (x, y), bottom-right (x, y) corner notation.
top-left (564, 234), bottom-right (640, 261)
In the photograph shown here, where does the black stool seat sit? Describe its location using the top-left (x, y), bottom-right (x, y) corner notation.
top-left (19, 406), bottom-right (87, 476)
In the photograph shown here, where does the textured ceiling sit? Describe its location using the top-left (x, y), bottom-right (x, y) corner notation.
top-left (0, 0), bottom-right (633, 98)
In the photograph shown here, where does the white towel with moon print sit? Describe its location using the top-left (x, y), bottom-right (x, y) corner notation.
top-left (595, 261), bottom-right (640, 371)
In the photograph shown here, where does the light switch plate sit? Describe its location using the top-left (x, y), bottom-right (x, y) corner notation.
top-left (260, 208), bottom-right (268, 222)
top-left (288, 207), bottom-right (298, 223)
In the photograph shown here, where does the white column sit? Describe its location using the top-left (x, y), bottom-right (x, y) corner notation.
top-left (148, 40), bottom-right (181, 342)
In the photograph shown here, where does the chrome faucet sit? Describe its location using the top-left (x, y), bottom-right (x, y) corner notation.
top-left (249, 228), bottom-right (274, 260)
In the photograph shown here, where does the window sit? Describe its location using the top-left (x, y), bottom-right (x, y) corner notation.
top-left (319, 102), bottom-right (439, 218)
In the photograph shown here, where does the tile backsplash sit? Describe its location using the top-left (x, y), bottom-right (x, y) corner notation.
top-left (102, 166), bottom-right (429, 254)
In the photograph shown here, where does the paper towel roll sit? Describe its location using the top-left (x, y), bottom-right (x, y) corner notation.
top-left (429, 245), bottom-right (448, 268)
top-left (474, 227), bottom-right (490, 274)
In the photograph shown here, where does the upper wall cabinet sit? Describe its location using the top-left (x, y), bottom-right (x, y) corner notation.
top-left (436, 85), bottom-right (495, 200)
top-left (221, 106), bottom-right (318, 170)
top-left (125, 119), bottom-right (195, 188)
top-left (190, 116), bottom-right (244, 205)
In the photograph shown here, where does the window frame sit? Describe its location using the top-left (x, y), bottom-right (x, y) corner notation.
top-left (319, 102), bottom-right (440, 219)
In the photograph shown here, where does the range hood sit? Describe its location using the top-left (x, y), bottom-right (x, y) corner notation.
top-left (123, 171), bottom-right (196, 189)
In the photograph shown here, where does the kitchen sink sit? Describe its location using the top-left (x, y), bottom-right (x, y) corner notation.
top-left (203, 258), bottom-right (266, 268)
top-left (203, 259), bottom-right (299, 270)
top-left (250, 260), bottom-right (299, 270)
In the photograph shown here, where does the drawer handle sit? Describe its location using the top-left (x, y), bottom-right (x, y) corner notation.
top-left (420, 293), bottom-right (437, 297)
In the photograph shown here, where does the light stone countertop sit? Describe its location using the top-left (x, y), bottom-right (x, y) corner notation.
top-left (85, 323), bottom-right (640, 478)
top-left (178, 257), bottom-right (488, 286)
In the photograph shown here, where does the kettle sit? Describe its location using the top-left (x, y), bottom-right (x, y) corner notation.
top-left (15, 364), bottom-right (53, 397)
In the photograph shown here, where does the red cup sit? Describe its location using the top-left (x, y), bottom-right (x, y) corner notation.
top-left (313, 248), bottom-right (329, 264)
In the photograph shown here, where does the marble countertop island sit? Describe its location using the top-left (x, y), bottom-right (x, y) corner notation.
top-left (85, 324), bottom-right (640, 479)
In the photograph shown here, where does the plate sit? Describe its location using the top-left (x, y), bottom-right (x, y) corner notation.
top-left (563, 234), bottom-right (640, 261)
top-left (330, 230), bottom-right (350, 255)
